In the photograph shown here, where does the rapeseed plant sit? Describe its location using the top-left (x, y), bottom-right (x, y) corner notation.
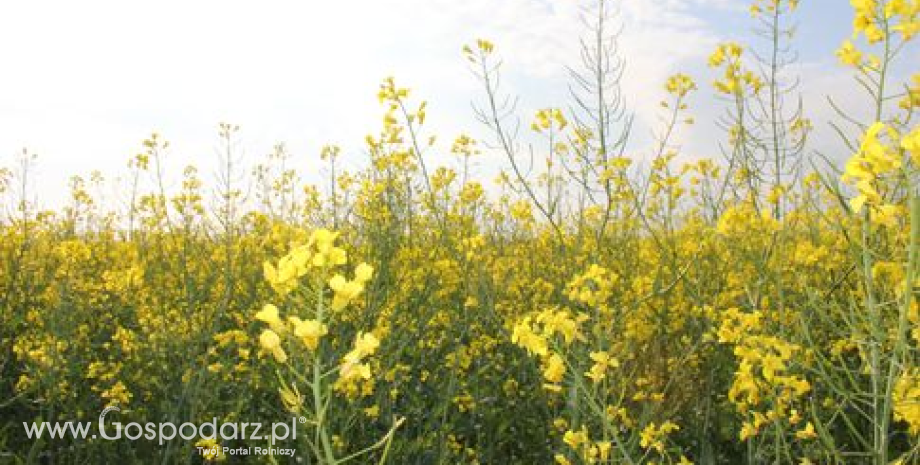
top-left (0, 0), bottom-right (917, 464)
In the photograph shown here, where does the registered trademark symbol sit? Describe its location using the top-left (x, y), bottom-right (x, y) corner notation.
top-left (298, 417), bottom-right (307, 424)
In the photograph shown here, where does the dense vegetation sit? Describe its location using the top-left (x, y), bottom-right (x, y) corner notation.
top-left (1, 0), bottom-right (919, 463)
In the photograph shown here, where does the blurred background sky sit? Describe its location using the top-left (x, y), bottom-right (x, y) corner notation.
top-left (0, 0), bottom-right (916, 208)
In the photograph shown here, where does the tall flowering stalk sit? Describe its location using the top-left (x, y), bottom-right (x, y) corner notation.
top-left (256, 228), bottom-right (402, 464)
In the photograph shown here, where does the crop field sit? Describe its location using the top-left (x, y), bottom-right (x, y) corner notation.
top-left (0, 0), bottom-right (919, 464)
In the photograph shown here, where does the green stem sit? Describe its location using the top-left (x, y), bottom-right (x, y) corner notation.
top-left (312, 276), bottom-right (337, 464)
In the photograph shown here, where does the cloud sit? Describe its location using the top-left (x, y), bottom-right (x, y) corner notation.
top-left (0, 0), bottom-right (874, 208)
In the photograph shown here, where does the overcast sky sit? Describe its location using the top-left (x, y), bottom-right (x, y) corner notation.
top-left (0, 0), bottom-right (916, 208)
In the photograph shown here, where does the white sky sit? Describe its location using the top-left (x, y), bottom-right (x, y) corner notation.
top-left (0, 0), bottom-right (913, 208)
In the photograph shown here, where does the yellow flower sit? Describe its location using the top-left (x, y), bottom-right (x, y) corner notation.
top-left (310, 228), bottom-right (338, 251)
top-left (640, 423), bottom-right (662, 452)
top-left (562, 428), bottom-right (588, 450)
top-left (794, 422), bottom-right (817, 440)
top-left (353, 332), bottom-right (381, 358)
top-left (308, 229), bottom-right (347, 268)
top-left (893, 370), bottom-right (920, 435)
top-left (585, 351), bottom-right (619, 383)
top-left (885, 0), bottom-right (912, 18)
top-left (339, 362), bottom-right (372, 382)
top-left (255, 304), bottom-right (283, 331)
top-left (293, 319), bottom-right (328, 350)
top-left (329, 274), bottom-right (365, 311)
top-left (902, 125), bottom-right (920, 165)
top-left (263, 261), bottom-right (297, 296)
top-left (258, 330), bottom-right (287, 363)
top-left (761, 354), bottom-right (786, 382)
top-left (639, 421), bottom-right (679, 453)
top-left (665, 73), bottom-right (697, 98)
top-left (740, 421), bottom-right (758, 441)
top-left (836, 40), bottom-right (862, 66)
top-left (841, 122), bottom-right (902, 217)
top-left (354, 263), bottom-right (374, 283)
top-left (338, 331), bottom-right (381, 384)
top-left (537, 309), bottom-right (588, 345)
top-left (511, 318), bottom-right (548, 357)
top-left (542, 353), bottom-right (565, 384)
top-left (596, 441), bottom-right (612, 461)
top-left (900, 75), bottom-right (920, 109)
top-left (708, 45), bottom-right (726, 67)
top-left (364, 405), bottom-right (380, 418)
